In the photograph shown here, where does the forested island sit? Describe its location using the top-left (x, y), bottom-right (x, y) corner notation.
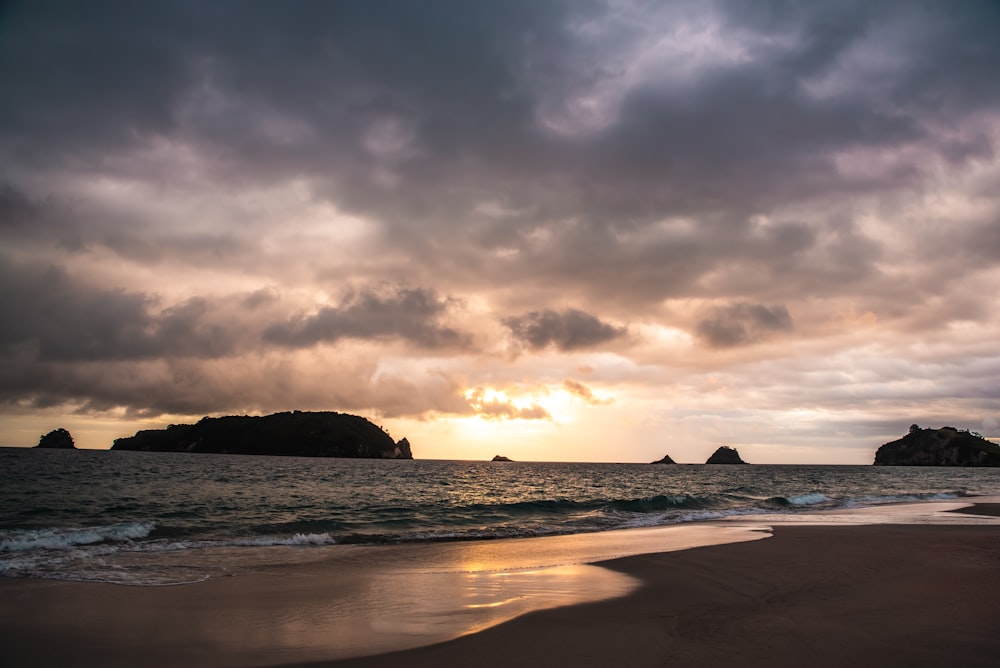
top-left (34, 428), bottom-right (76, 449)
top-left (706, 446), bottom-right (747, 464)
top-left (111, 411), bottom-right (412, 459)
top-left (874, 425), bottom-right (1000, 466)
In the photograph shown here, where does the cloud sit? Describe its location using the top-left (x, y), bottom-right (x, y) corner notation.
top-left (463, 387), bottom-right (551, 421)
top-left (696, 303), bottom-right (793, 348)
top-left (0, 258), bottom-right (248, 362)
top-left (6, 3), bottom-right (995, 227)
top-left (0, 351), bottom-right (470, 421)
top-left (0, 2), bottom-right (999, 457)
top-left (504, 308), bottom-right (627, 351)
top-left (3, 4), bottom-right (998, 308)
top-left (563, 379), bottom-right (612, 405)
top-left (264, 286), bottom-right (470, 350)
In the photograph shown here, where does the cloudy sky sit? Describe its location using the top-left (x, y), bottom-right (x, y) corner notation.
top-left (2, 0), bottom-right (999, 462)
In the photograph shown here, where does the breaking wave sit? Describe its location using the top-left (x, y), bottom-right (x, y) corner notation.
top-left (0, 521), bottom-right (156, 553)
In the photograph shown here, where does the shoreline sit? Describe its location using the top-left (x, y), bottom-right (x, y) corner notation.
top-left (313, 508), bottom-right (1000, 668)
top-left (1, 502), bottom-right (999, 667)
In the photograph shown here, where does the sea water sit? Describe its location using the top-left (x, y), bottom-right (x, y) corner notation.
top-left (3, 447), bottom-right (998, 585)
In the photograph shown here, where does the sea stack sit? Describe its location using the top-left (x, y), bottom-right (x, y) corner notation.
top-left (874, 425), bottom-right (1000, 466)
top-left (35, 428), bottom-right (76, 449)
top-left (706, 446), bottom-right (746, 464)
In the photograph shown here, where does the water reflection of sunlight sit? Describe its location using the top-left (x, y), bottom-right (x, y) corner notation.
top-left (111, 523), bottom-right (771, 664)
top-left (466, 600), bottom-right (518, 609)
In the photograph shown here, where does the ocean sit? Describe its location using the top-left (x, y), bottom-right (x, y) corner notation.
top-left (3, 447), bottom-right (998, 586)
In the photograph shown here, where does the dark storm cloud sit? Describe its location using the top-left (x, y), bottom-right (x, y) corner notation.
top-left (504, 308), bottom-right (626, 351)
top-left (696, 302), bottom-right (793, 348)
top-left (0, 0), bottom-right (573, 172)
top-left (0, 180), bottom-right (255, 269)
top-left (2, 1), bottom-right (998, 313)
top-left (0, 183), bottom-right (37, 232)
top-left (5, 1), bottom-right (998, 227)
top-left (0, 258), bottom-right (242, 361)
top-left (2, 0), bottom-right (996, 293)
top-left (0, 182), bottom-right (72, 245)
top-left (264, 286), bottom-right (469, 350)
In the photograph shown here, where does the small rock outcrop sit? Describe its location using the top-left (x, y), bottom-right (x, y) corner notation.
top-left (391, 437), bottom-right (413, 460)
top-left (35, 428), bottom-right (76, 449)
top-left (491, 454), bottom-right (513, 462)
top-left (706, 446), bottom-right (747, 464)
top-left (650, 453), bottom-right (676, 464)
top-left (874, 425), bottom-right (1000, 466)
top-left (111, 411), bottom-right (413, 459)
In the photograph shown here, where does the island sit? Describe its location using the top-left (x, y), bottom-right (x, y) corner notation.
top-left (491, 455), bottom-right (513, 462)
top-left (650, 453), bottom-right (676, 464)
top-left (111, 411), bottom-right (413, 459)
top-left (35, 428), bottom-right (76, 449)
top-left (706, 446), bottom-right (747, 464)
top-left (873, 425), bottom-right (1000, 466)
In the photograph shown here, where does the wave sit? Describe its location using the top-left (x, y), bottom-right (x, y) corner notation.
top-left (842, 491), bottom-right (968, 507)
top-left (231, 532), bottom-right (337, 547)
top-left (0, 489), bottom-right (985, 586)
top-left (152, 490), bottom-right (977, 546)
top-left (454, 493), bottom-right (724, 518)
top-left (0, 490), bottom-right (976, 556)
top-left (0, 521), bottom-right (156, 553)
top-left (763, 493), bottom-right (832, 508)
top-left (785, 492), bottom-right (832, 506)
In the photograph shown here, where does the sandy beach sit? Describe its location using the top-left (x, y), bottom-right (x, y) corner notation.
top-left (2, 505), bottom-right (998, 668)
top-left (319, 521), bottom-right (1000, 668)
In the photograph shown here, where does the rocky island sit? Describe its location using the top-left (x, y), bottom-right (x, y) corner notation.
top-left (491, 455), bottom-right (513, 462)
top-left (35, 428), bottom-right (76, 449)
top-left (706, 446), bottom-right (747, 464)
top-left (873, 425), bottom-right (1000, 466)
top-left (650, 453), bottom-right (676, 464)
top-left (111, 411), bottom-right (412, 459)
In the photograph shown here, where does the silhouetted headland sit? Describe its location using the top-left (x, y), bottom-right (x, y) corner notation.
top-left (874, 425), bottom-right (1000, 466)
top-left (111, 411), bottom-right (412, 459)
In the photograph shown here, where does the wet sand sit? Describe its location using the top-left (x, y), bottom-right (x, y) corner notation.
top-left (1, 505), bottom-right (998, 668)
top-left (951, 502), bottom-right (1000, 518)
top-left (317, 521), bottom-right (1000, 668)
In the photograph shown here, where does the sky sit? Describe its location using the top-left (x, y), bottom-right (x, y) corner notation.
top-left (1, 0), bottom-right (999, 463)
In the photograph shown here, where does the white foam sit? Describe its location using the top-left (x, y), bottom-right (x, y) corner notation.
top-left (232, 532), bottom-right (337, 547)
top-left (786, 493), bottom-right (830, 506)
top-left (0, 522), bottom-right (156, 553)
top-left (843, 492), bottom-right (960, 508)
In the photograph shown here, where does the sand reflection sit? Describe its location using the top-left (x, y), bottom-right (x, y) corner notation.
top-left (0, 523), bottom-right (769, 666)
top-left (356, 563), bottom-right (638, 650)
top-left (234, 523), bottom-right (768, 661)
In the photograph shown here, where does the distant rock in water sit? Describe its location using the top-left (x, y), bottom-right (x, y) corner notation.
top-left (706, 446), bottom-right (746, 464)
top-left (650, 453), bottom-right (676, 464)
top-left (491, 454), bottom-right (513, 462)
top-left (873, 425), bottom-right (1000, 466)
top-left (394, 438), bottom-right (413, 459)
top-left (111, 411), bottom-right (413, 459)
top-left (36, 428), bottom-right (76, 449)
